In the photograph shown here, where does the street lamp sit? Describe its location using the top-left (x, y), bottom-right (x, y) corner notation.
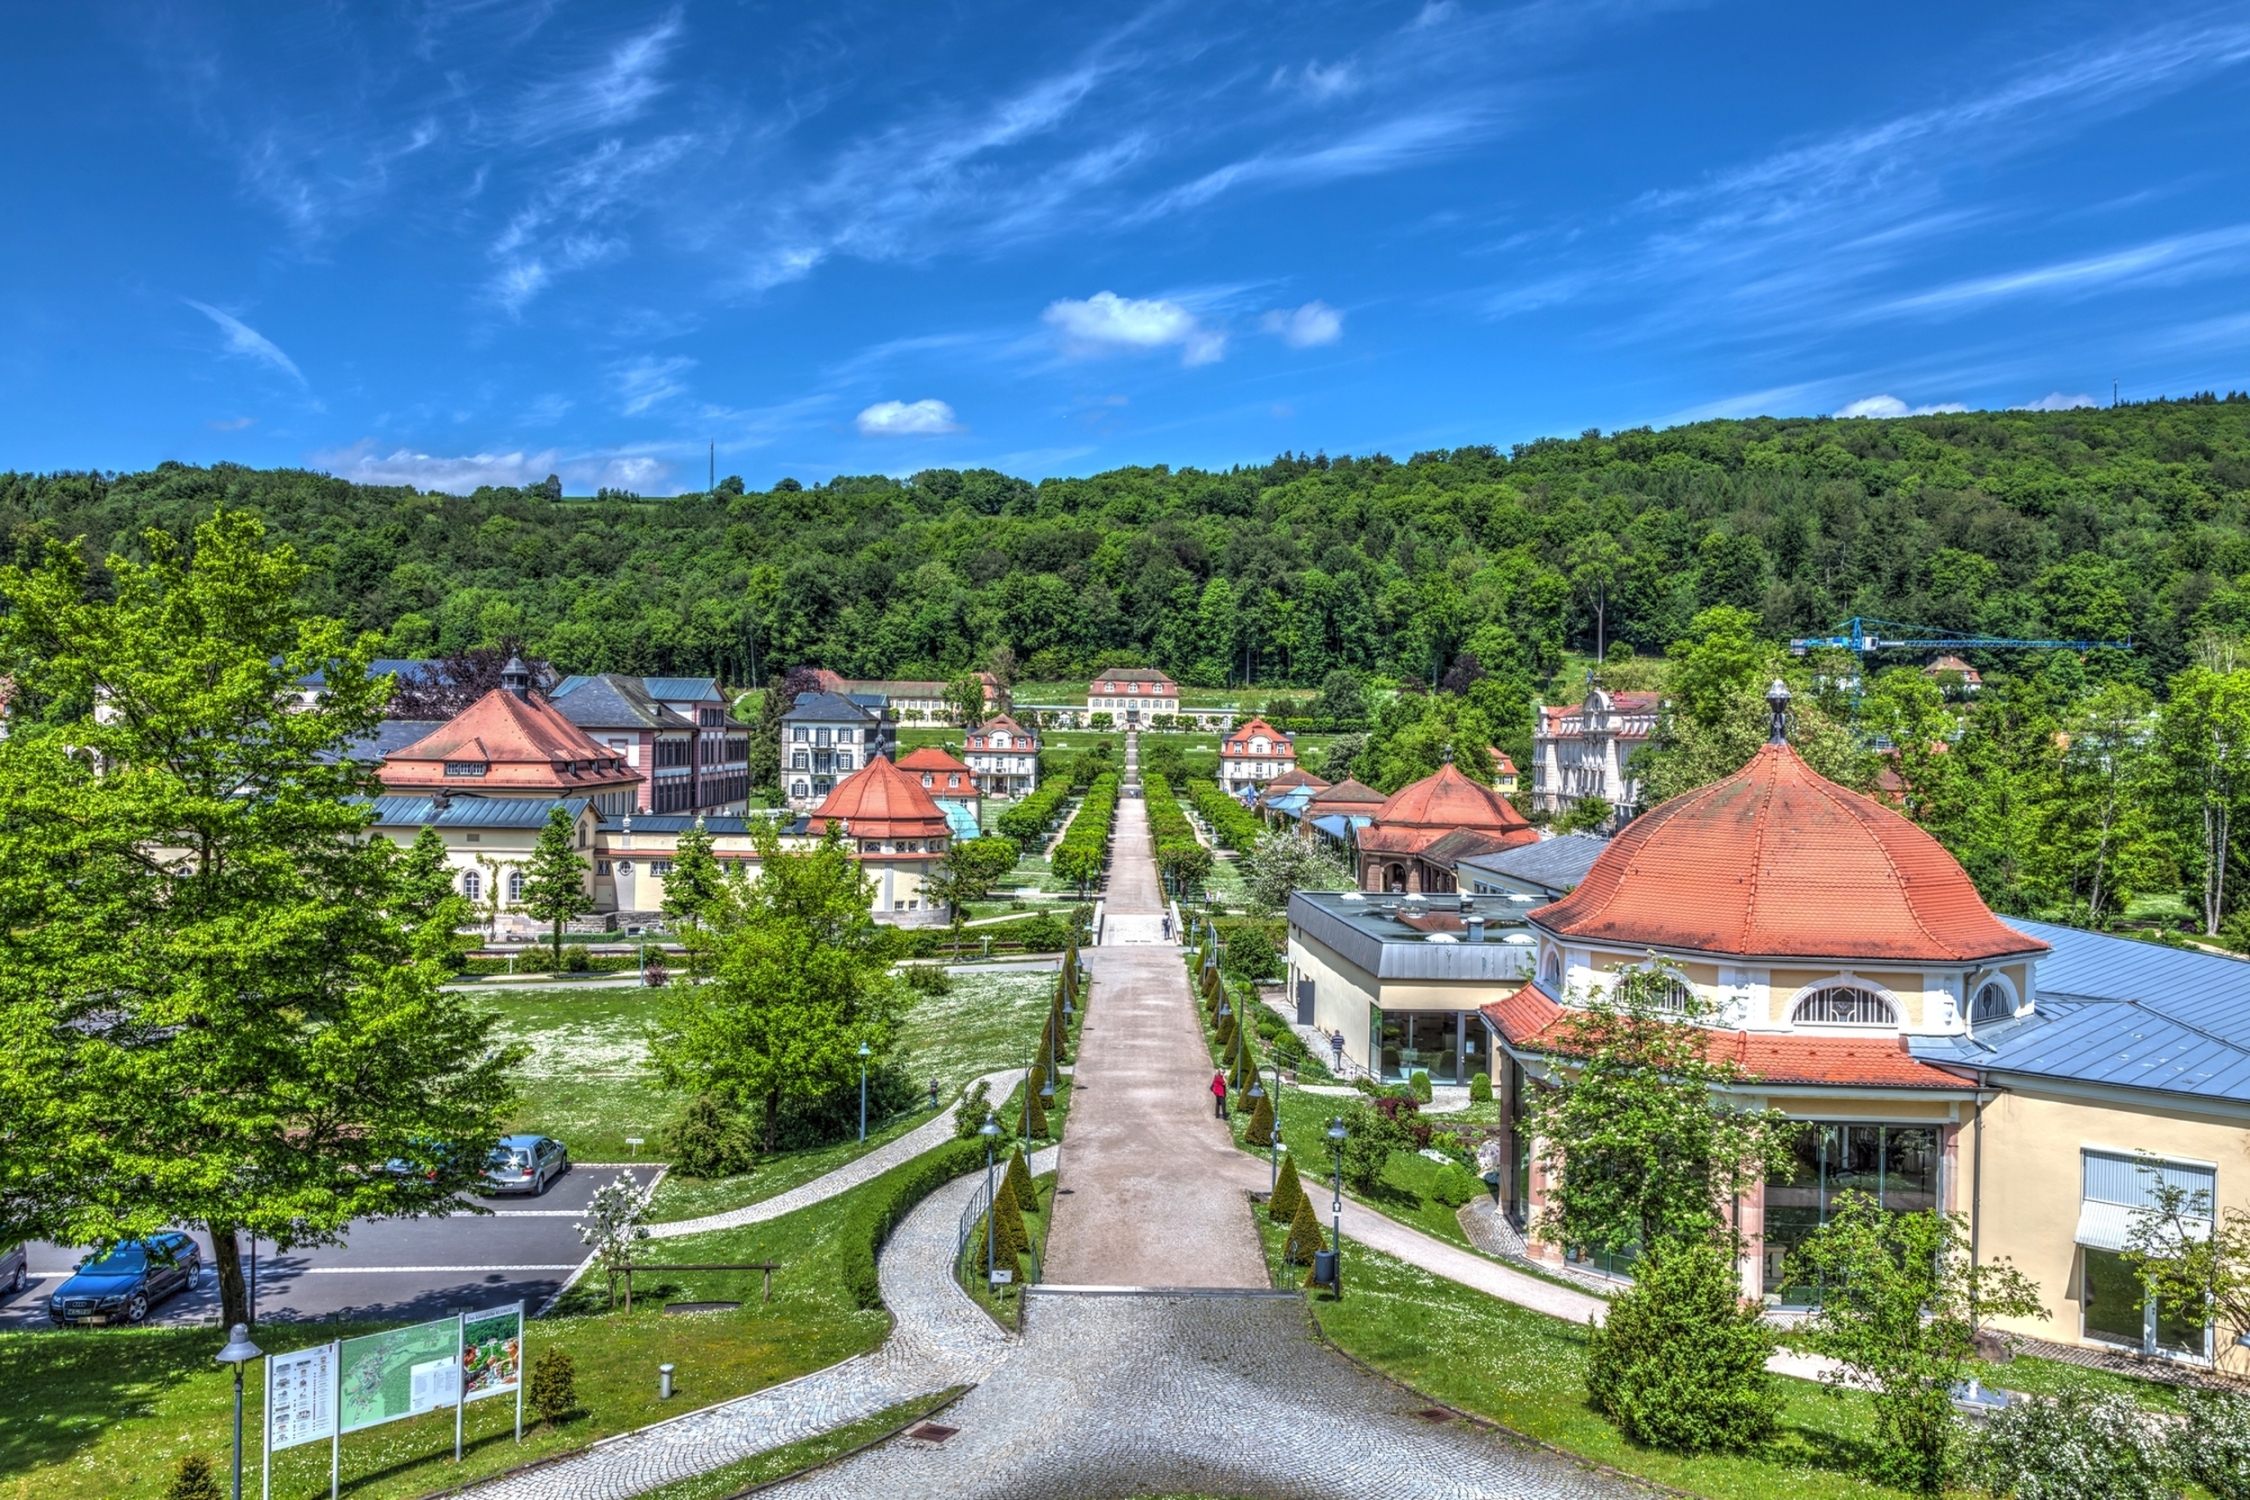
top-left (858, 1042), bottom-right (872, 1143)
top-left (215, 1322), bottom-right (263, 1500)
top-left (979, 1112), bottom-right (1001, 1289)
top-left (1326, 1116), bottom-right (1348, 1299)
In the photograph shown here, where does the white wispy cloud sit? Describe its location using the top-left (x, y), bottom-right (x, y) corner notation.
top-left (1261, 301), bottom-right (1344, 347)
top-left (2014, 392), bottom-right (2098, 411)
top-left (1136, 108), bottom-right (1487, 220)
top-left (855, 399), bottom-right (963, 436)
top-left (615, 355), bottom-right (694, 415)
top-left (488, 134), bottom-right (697, 312)
top-left (1044, 291), bottom-right (1225, 366)
top-left (515, 10), bottom-right (683, 143)
top-left (1836, 395), bottom-right (1969, 418)
top-left (184, 299), bottom-right (306, 385)
top-left (314, 442), bottom-right (563, 493)
top-left (313, 440), bottom-right (675, 495)
top-left (1881, 224), bottom-right (2250, 313)
top-left (1273, 59), bottom-right (1362, 101)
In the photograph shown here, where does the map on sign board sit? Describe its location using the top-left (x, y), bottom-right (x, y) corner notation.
top-left (461, 1305), bottom-right (523, 1404)
top-left (268, 1342), bottom-right (337, 1452)
top-left (339, 1317), bottom-right (460, 1433)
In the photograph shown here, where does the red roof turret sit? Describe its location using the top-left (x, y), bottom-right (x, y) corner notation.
top-left (1533, 742), bottom-right (2047, 963)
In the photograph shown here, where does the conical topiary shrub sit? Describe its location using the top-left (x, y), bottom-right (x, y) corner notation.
top-left (1004, 1146), bottom-right (1038, 1211)
top-left (1021, 1079), bottom-right (1049, 1139)
top-left (164, 1454), bottom-right (223, 1500)
top-left (993, 1174), bottom-right (1030, 1261)
top-left (1287, 1193), bottom-right (1327, 1274)
top-left (1270, 1152), bottom-right (1304, 1222)
top-left (1245, 1090), bottom-right (1275, 1146)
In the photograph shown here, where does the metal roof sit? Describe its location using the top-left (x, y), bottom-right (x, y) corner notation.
top-left (783, 691), bottom-right (880, 723)
top-left (1905, 920), bottom-right (2250, 1105)
top-left (366, 794), bottom-right (595, 830)
top-left (546, 674), bottom-right (697, 732)
top-left (328, 720), bottom-right (449, 764)
top-left (611, 813), bottom-right (784, 836)
top-left (643, 677), bottom-right (720, 702)
top-left (1289, 890), bottom-right (1540, 983)
top-left (1455, 833), bottom-right (1609, 896)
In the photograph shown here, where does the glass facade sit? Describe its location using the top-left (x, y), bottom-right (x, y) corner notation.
top-left (1378, 1010), bottom-right (1464, 1082)
top-left (2082, 1247), bottom-right (2208, 1357)
top-left (1762, 1123), bottom-right (1940, 1301)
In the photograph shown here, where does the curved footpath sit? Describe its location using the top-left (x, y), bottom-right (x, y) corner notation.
top-left (469, 1146), bottom-right (1056, 1500)
top-left (644, 1066), bottom-right (1027, 1240)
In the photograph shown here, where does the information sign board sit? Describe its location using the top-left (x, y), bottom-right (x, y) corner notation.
top-left (339, 1317), bottom-right (461, 1433)
top-left (461, 1305), bottom-right (523, 1404)
top-left (267, 1342), bottom-right (337, 1452)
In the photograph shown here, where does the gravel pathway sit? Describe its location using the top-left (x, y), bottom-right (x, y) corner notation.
top-left (645, 1067), bottom-right (1026, 1240)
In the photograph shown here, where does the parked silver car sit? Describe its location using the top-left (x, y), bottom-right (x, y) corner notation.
top-left (0, 1240), bottom-right (25, 1298)
top-left (482, 1134), bottom-right (568, 1195)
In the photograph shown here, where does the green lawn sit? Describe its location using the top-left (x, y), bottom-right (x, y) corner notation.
top-left (481, 986), bottom-right (672, 1161)
top-left (0, 1161), bottom-right (937, 1500)
top-left (1262, 1217), bottom-right (1910, 1500)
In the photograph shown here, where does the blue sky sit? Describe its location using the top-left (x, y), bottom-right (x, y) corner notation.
top-left (6, 1), bottom-right (2250, 493)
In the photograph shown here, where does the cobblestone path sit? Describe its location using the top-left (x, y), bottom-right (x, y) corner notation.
top-left (463, 1147), bottom-right (1056, 1499)
top-left (759, 1291), bottom-right (1653, 1500)
top-left (646, 1066), bottom-right (1027, 1240)
top-left (1043, 786), bottom-right (1268, 1289)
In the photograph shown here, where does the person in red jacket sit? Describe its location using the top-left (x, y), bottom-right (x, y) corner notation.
top-left (1210, 1069), bottom-right (1229, 1119)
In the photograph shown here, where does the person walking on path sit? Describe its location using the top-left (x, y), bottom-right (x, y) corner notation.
top-left (1210, 1070), bottom-right (1229, 1119)
top-left (1329, 1031), bottom-right (1346, 1072)
top-left (1161, 913), bottom-right (1171, 941)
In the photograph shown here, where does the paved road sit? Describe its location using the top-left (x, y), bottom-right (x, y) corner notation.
top-left (1043, 775), bottom-right (1269, 1289)
top-left (0, 1164), bottom-right (659, 1332)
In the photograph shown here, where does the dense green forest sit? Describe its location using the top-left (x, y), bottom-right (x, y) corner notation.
top-left (9, 397), bottom-right (2250, 697)
top-left (13, 396), bottom-right (2250, 934)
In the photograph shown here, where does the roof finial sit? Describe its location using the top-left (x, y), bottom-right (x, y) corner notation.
top-left (1765, 678), bottom-right (1792, 745)
top-left (502, 656), bottom-right (530, 697)
top-left (1441, 743), bottom-right (1455, 765)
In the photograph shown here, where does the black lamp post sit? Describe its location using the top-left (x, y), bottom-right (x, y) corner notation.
top-left (979, 1111), bottom-right (1001, 1288)
top-left (1327, 1116), bottom-right (1348, 1298)
top-left (857, 1041), bottom-right (872, 1143)
top-left (215, 1321), bottom-right (263, 1500)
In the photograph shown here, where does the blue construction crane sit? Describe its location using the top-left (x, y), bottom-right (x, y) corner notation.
top-left (1788, 616), bottom-right (2132, 658)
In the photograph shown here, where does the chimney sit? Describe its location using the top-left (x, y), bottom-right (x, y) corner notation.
top-left (502, 656), bottom-right (531, 698)
top-left (1465, 915), bottom-right (1487, 943)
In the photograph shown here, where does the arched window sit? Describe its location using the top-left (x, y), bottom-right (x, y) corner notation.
top-left (1651, 976), bottom-right (1693, 1015)
top-left (508, 870), bottom-right (524, 902)
top-left (1971, 981), bottom-right (2016, 1024)
top-left (1541, 950), bottom-right (1562, 989)
top-left (1791, 986), bottom-right (1897, 1027)
top-left (461, 871), bottom-right (481, 901)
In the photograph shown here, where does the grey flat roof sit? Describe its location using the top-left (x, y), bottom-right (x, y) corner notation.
top-left (1455, 833), bottom-right (1608, 894)
top-left (1907, 919), bottom-right (2250, 1104)
top-left (1288, 889), bottom-right (1540, 983)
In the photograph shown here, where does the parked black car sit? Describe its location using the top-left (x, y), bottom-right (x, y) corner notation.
top-left (47, 1232), bottom-right (201, 1326)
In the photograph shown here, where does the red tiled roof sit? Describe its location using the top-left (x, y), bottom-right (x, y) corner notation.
top-left (1223, 716), bottom-right (1294, 755)
top-left (382, 688), bottom-right (642, 795)
top-left (811, 754), bottom-right (951, 840)
top-left (1263, 768), bottom-right (1330, 794)
top-left (1533, 742), bottom-right (2048, 963)
top-left (898, 745), bottom-right (974, 776)
top-left (966, 714), bottom-right (1038, 749)
top-left (1309, 777), bottom-right (1388, 807)
top-left (1479, 984), bottom-right (1970, 1090)
top-left (1375, 762), bottom-right (1532, 831)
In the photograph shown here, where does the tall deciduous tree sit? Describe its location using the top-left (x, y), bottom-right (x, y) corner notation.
top-left (662, 817), bottom-right (726, 930)
top-left (2158, 666), bottom-right (2250, 935)
top-left (0, 510), bottom-right (523, 1328)
top-left (1239, 828), bottom-right (1352, 915)
top-left (520, 805), bottom-right (592, 964)
top-left (647, 820), bottom-right (902, 1153)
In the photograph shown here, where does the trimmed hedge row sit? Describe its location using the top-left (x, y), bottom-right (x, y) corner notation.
top-left (996, 777), bottom-right (1073, 845)
top-left (1142, 772), bottom-right (1195, 847)
top-left (1050, 773), bottom-right (1119, 891)
top-left (841, 1135), bottom-right (989, 1309)
top-left (1187, 778), bottom-right (1263, 851)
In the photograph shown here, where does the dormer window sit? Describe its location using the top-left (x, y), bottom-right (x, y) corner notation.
top-left (445, 761), bottom-right (488, 778)
top-left (1792, 986), bottom-right (1897, 1026)
top-left (1971, 980), bottom-right (2016, 1024)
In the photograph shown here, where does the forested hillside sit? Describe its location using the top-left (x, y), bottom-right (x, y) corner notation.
top-left (7, 397), bottom-right (2250, 697)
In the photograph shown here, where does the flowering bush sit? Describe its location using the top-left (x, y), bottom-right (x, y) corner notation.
top-left (2180, 1388), bottom-right (2250, 1500)
top-left (1963, 1382), bottom-right (2175, 1500)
